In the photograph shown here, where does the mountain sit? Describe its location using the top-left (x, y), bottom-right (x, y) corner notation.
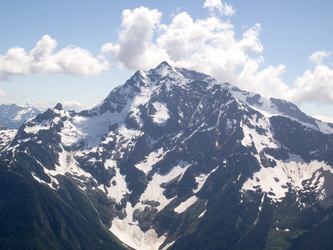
top-left (0, 124), bottom-right (16, 152)
top-left (1, 61), bottom-right (333, 249)
top-left (0, 103), bottom-right (42, 129)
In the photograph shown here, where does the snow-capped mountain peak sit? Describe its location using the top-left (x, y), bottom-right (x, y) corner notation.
top-left (2, 62), bottom-right (333, 249)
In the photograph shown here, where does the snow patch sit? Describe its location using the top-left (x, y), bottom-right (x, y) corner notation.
top-left (241, 114), bottom-right (278, 153)
top-left (138, 160), bottom-right (191, 212)
top-left (193, 166), bottom-right (219, 193)
top-left (162, 241), bottom-right (175, 250)
top-left (110, 206), bottom-right (166, 250)
top-left (60, 120), bottom-right (85, 147)
top-left (242, 156), bottom-right (333, 202)
top-left (105, 160), bottom-right (130, 203)
top-left (54, 150), bottom-right (91, 178)
top-left (72, 111), bottom-right (114, 148)
top-left (0, 129), bottom-right (16, 149)
top-left (316, 120), bottom-right (333, 134)
top-left (151, 102), bottom-right (170, 126)
top-left (24, 120), bottom-right (50, 134)
top-left (198, 210), bottom-right (207, 218)
top-left (135, 147), bottom-right (168, 175)
top-left (174, 196), bottom-right (198, 213)
top-left (31, 172), bottom-right (56, 190)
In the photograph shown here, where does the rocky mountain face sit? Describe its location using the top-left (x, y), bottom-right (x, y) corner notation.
top-left (0, 103), bottom-right (41, 129)
top-left (1, 62), bottom-right (333, 249)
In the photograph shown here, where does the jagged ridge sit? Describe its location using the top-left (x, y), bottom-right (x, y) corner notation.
top-left (1, 62), bottom-right (333, 249)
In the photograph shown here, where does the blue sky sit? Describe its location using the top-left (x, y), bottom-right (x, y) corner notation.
top-left (1, 0), bottom-right (333, 121)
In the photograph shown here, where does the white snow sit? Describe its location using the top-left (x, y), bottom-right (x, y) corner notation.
top-left (193, 166), bottom-right (219, 193)
top-left (31, 172), bottom-right (57, 190)
top-left (231, 89), bottom-right (333, 134)
top-left (138, 160), bottom-right (191, 212)
top-left (198, 210), bottom-right (207, 218)
top-left (105, 160), bottom-right (130, 203)
top-left (242, 155), bottom-right (333, 202)
top-left (316, 120), bottom-right (333, 134)
top-left (110, 203), bottom-right (166, 250)
top-left (32, 149), bottom-right (92, 189)
top-left (30, 158), bottom-right (60, 189)
top-left (241, 114), bottom-right (278, 153)
top-left (151, 102), bottom-right (170, 126)
top-left (109, 161), bottom-right (193, 250)
top-left (174, 196), bottom-right (198, 213)
top-left (60, 119), bottom-right (85, 147)
top-left (54, 150), bottom-right (91, 178)
top-left (24, 120), bottom-right (50, 134)
top-left (12, 107), bottom-right (37, 122)
top-left (162, 241), bottom-right (175, 250)
top-left (135, 147), bottom-right (168, 175)
top-left (254, 194), bottom-right (266, 224)
top-left (156, 64), bottom-right (170, 77)
top-left (0, 128), bottom-right (16, 149)
top-left (71, 111), bottom-right (114, 148)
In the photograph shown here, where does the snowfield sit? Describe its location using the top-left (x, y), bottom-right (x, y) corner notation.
top-left (242, 155), bottom-right (333, 203)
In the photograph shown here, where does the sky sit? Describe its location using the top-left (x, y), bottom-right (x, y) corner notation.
top-left (1, 0), bottom-right (333, 122)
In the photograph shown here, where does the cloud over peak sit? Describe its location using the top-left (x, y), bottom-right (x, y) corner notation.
top-left (102, 3), bottom-right (333, 108)
top-left (101, 7), bottom-right (164, 71)
top-left (102, 4), bottom-right (265, 89)
top-left (1, 0), bottom-right (333, 112)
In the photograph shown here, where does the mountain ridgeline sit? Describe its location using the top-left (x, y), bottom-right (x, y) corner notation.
top-left (0, 103), bottom-right (41, 129)
top-left (1, 62), bottom-right (333, 249)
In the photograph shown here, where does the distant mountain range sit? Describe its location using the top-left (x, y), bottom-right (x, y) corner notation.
top-left (0, 103), bottom-right (41, 129)
top-left (1, 62), bottom-right (333, 249)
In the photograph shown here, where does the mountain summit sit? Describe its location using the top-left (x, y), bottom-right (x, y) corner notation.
top-left (1, 62), bottom-right (333, 249)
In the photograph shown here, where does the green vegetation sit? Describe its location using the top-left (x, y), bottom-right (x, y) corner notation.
top-left (0, 156), bottom-right (124, 249)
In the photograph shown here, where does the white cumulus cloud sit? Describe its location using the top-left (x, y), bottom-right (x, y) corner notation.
top-left (103, 4), bottom-right (333, 111)
top-left (289, 63), bottom-right (333, 105)
top-left (2, 2), bottom-right (333, 115)
top-left (288, 51), bottom-right (333, 107)
top-left (0, 35), bottom-right (109, 80)
top-left (101, 7), bottom-right (165, 71)
top-left (102, 5), bottom-right (287, 100)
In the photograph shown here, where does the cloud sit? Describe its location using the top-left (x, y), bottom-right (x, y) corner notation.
top-left (101, 7), bottom-right (165, 71)
top-left (27, 99), bottom-right (88, 111)
top-left (103, 5), bottom-right (288, 100)
top-left (289, 63), bottom-right (333, 105)
top-left (103, 4), bottom-right (333, 110)
top-left (203, 0), bottom-right (235, 16)
top-left (2, 3), bottom-right (333, 112)
top-left (62, 100), bottom-right (88, 111)
top-left (0, 35), bottom-right (109, 80)
top-left (289, 51), bottom-right (333, 106)
top-left (308, 50), bottom-right (331, 65)
top-left (238, 60), bottom-right (289, 98)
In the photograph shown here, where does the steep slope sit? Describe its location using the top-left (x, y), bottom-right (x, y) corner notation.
top-left (0, 151), bottom-right (123, 249)
top-left (2, 62), bottom-right (333, 249)
top-left (0, 124), bottom-right (16, 153)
